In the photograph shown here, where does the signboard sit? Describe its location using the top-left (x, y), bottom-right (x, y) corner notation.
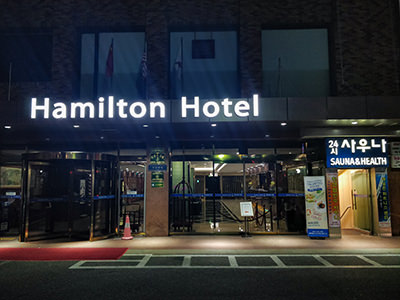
top-left (326, 138), bottom-right (388, 168)
top-left (240, 202), bottom-right (254, 217)
top-left (304, 176), bottom-right (329, 237)
top-left (150, 149), bottom-right (165, 165)
top-left (30, 95), bottom-right (259, 120)
top-left (390, 142), bottom-right (400, 168)
top-left (151, 172), bottom-right (164, 188)
top-left (376, 170), bottom-right (391, 227)
top-left (326, 171), bottom-right (340, 228)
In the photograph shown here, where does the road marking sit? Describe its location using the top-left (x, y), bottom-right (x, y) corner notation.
top-left (314, 255), bottom-right (334, 266)
top-left (182, 256), bottom-right (191, 267)
top-left (228, 255), bottom-right (238, 267)
top-left (137, 254), bottom-right (152, 267)
top-left (270, 255), bottom-right (285, 267)
top-left (356, 255), bottom-right (381, 266)
top-left (69, 254), bottom-right (400, 270)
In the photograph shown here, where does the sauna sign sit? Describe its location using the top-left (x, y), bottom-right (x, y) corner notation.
top-left (326, 138), bottom-right (388, 168)
top-left (30, 95), bottom-right (260, 120)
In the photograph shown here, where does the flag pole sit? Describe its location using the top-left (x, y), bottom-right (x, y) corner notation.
top-left (7, 62), bottom-right (12, 102)
top-left (180, 37), bottom-right (184, 96)
top-left (144, 40), bottom-right (148, 100)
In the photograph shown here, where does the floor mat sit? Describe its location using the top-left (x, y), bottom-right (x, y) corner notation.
top-left (0, 248), bottom-right (128, 261)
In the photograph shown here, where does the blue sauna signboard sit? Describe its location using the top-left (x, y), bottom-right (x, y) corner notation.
top-left (326, 138), bottom-right (388, 168)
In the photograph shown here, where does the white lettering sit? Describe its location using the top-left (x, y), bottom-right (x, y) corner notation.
top-left (181, 96), bottom-right (199, 118)
top-left (253, 94), bottom-right (259, 117)
top-left (108, 96), bottom-right (114, 118)
top-left (129, 102), bottom-right (146, 118)
top-left (117, 99), bottom-right (128, 118)
top-left (234, 100), bottom-right (250, 117)
top-left (150, 102), bottom-right (166, 118)
top-left (52, 102), bottom-right (67, 119)
top-left (98, 97), bottom-right (105, 118)
top-left (71, 102), bottom-right (95, 118)
top-left (203, 101), bottom-right (220, 118)
top-left (31, 97), bottom-right (49, 119)
top-left (221, 98), bottom-right (233, 117)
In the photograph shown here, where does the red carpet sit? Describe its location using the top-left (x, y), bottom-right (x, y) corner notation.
top-left (0, 248), bottom-right (128, 261)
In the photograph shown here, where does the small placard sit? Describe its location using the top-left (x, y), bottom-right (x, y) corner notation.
top-left (148, 164), bottom-right (167, 171)
top-left (240, 202), bottom-right (254, 217)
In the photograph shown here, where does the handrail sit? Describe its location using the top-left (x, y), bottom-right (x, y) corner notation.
top-left (340, 206), bottom-right (352, 220)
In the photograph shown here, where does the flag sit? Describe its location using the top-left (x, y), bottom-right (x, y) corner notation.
top-left (136, 42), bottom-right (148, 99)
top-left (105, 39), bottom-right (113, 77)
top-left (173, 38), bottom-right (183, 99)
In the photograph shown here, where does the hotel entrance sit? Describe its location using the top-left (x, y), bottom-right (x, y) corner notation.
top-left (169, 149), bottom-right (307, 235)
top-left (338, 169), bottom-right (372, 234)
top-left (20, 152), bottom-right (118, 242)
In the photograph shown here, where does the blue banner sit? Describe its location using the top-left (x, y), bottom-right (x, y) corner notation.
top-left (376, 171), bottom-right (390, 223)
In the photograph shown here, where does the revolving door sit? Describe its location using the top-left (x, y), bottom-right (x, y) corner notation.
top-left (20, 152), bottom-right (117, 242)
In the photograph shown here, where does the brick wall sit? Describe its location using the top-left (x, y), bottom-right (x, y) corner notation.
top-left (0, 0), bottom-right (399, 103)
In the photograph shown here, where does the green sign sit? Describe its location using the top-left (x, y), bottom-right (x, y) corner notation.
top-left (151, 171), bottom-right (164, 188)
top-left (150, 149), bottom-right (165, 165)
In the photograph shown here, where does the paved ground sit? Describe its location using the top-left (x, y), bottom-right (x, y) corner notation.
top-left (1, 231), bottom-right (400, 255)
top-left (1, 233), bottom-right (400, 300)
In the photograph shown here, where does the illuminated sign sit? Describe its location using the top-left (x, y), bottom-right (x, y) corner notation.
top-left (30, 95), bottom-right (259, 120)
top-left (326, 138), bottom-right (388, 168)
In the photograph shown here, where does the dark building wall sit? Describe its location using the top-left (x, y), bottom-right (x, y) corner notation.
top-left (0, 0), bottom-right (399, 104)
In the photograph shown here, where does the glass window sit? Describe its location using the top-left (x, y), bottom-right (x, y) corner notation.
top-left (170, 31), bottom-right (239, 99)
top-left (80, 32), bottom-right (146, 100)
top-left (262, 29), bottom-right (330, 97)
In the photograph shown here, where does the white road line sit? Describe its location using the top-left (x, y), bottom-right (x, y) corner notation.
top-left (68, 254), bottom-right (400, 270)
top-left (357, 255), bottom-right (381, 266)
top-left (182, 256), bottom-right (191, 267)
top-left (228, 255), bottom-right (238, 267)
top-left (314, 255), bottom-right (334, 267)
top-left (69, 260), bottom-right (87, 269)
top-left (137, 254), bottom-right (152, 267)
top-left (270, 255), bottom-right (286, 267)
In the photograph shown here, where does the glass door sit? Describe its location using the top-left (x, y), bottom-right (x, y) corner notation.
top-left (351, 169), bottom-right (371, 232)
top-left (21, 154), bottom-right (118, 242)
top-left (170, 152), bottom-right (308, 235)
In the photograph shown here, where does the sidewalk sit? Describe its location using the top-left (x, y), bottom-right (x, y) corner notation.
top-left (1, 232), bottom-right (400, 255)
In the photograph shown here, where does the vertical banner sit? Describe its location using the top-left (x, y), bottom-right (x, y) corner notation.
top-left (326, 171), bottom-right (340, 228)
top-left (304, 176), bottom-right (329, 237)
top-left (376, 170), bottom-right (391, 227)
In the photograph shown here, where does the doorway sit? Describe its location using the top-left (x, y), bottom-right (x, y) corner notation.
top-left (338, 169), bottom-right (372, 233)
top-left (170, 151), bottom-right (307, 234)
top-left (20, 153), bottom-right (117, 242)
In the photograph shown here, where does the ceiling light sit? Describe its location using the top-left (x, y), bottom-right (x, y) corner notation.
top-left (211, 123), bottom-right (217, 127)
top-left (281, 122), bottom-right (287, 126)
top-left (73, 124), bottom-right (80, 128)
top-left (143, 124), bottom-right (149, 128)
top-left (351, 121), bottom-right (358, 125)
top-left (4, 125), bottom-right (11, 129)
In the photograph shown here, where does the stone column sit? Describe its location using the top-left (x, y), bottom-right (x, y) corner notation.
top-left (145, 147), bottom-right (169, 236)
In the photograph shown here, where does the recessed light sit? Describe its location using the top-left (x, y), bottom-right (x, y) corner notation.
top-left (281, 122), bottom-right (287, 126)
top-left (73, 124), bottom-right (80, 128)
top-left (4, 125), bottom-right (11, 129)
top-left (265, 134), bottom-right (270, 138)
top-left (351, 121), bottom-right (358, 125)
top-left (143, 124), bottom-right (149, 128)
top-left (155, 135), bottom-right (160, 139)
top-left (211, 123), bottom-right (217, 127)
top-left (100, 136), bottom-right (104, 140)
